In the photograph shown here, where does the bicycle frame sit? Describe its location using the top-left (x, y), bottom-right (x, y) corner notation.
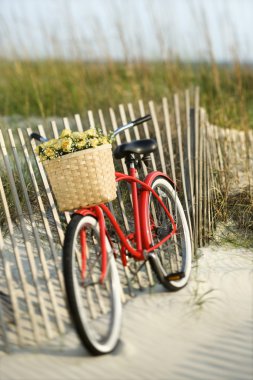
top-left (76, 167), bottom-right (177, 282)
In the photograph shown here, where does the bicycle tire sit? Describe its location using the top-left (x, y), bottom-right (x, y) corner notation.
top-left (63, 214), bottom-right (122, 355)
top-left (146, 176), bottom-right (192, 291)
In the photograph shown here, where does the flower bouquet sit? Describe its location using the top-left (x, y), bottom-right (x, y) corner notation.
top-left (36, 128), bottom-right (117, 211)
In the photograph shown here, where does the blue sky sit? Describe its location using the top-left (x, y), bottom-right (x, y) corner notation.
top-left (0, 0), bottom-right (252, 61)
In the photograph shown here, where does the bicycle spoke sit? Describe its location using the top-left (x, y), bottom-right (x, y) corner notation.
top-left (149, 181), bottom-right (189, 279)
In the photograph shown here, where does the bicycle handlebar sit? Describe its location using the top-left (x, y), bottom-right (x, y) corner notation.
top-left (132, 114), bottom-right (152, 126)
top-left (29, 132), bottom-right (48, 142)
top-left (112, 114), bottom-right (151, 138)
top-left (29, 114), bottom-right (152, 142)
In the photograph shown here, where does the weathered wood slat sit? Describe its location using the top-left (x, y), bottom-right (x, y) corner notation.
top-left (29, 125), bottom-right (65, 246)
top-left (185, 90), bottom-right (195, 233)
top-left (22, 129), bottom-right (65, 292)
top-left (193, 88), bottom-right (200, 248)
top-left (88, 110), bottom-right (96, 129)
top-left (138, 99), bottom-right (157, 171)
top-left (0, 170), bottom-right (40, 343)
top-left (50, 121), bottom-right (71, 224)
top-left (8, 130), bottom-right (55, 339)
top-left (74, 114), bottom-right (84, 132)
top-left (174, 94), bottom-right (193, 244)
top-left (51, 120), bottom-right (59, 138)
top-left (198, 108), bottom-right (205, 247)
top-left (162, 97), bottom-right (176, 183)
top-left (109, 107), bottom-right (128, 174)
top-left (202, 113), bottom-right (209, 244)
top-left (63, 117), bottom-right (71, 130)
top-left (148, 100), bottom-right (167, 174)
top-left (0, 225), bottom-right (20, 347)
top-left (13, 130), bottom-right (66, 335)
top-left (98, 109), bottom-right (108, 136)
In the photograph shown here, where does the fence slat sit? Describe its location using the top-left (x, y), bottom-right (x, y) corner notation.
top-left (12, 130), bottom-right (66, 335)
top-left (87, 110), bottom-right (95, 129)
top-left (148, 100), bottom-right (167, 174)
top-left (174, 94), bottom-right (193, 245)
top-left (29, 125), bottom-right (65, 246)
top-left (127, 103), bottom-right (148, 177)
top-left (8, 130), bottom-right (54, 339)
top-left (138, 99), bottom-right (157, 171)
top-left (109, 107), bottom-right (128, 174)
top-left (198, 109), bottom-right (204, 247)
top-left (162, 97), bottom-right (176, 184)
top-left (98, 109), bottom-right (108, 136)
top-left (50, 121), bottom-right (71, 224)
top-left (74, 114), bottom-right (84, 132)
top-left (0, 225), bottom-right (20, 348)
top-left (0, 175), bottom-right (39, 343)
top-left (185, 90), bottom-right (195, 233)
top-left (193, 88), bottom-right (200, 248)
top-left (51, 120), bottom-right (59, 138)
top-left (21, 129), bottom-right (65, 292)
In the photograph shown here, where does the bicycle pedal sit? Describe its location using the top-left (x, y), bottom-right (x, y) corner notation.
top-left (166, 272), bottom-right (185, 281)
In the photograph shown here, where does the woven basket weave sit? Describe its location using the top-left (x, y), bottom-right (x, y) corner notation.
top-left (43, 144), bottom-right (116, 211)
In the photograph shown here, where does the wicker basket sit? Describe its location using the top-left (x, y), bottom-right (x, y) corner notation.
top-left (43, 144), bottom-right (117, 211)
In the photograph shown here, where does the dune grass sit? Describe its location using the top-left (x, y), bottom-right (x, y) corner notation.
top-left (0, 58), bottom-right (252, 131)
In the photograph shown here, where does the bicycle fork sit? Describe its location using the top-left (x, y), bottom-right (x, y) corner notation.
top-left (77, 206), bottom-right (108, 284)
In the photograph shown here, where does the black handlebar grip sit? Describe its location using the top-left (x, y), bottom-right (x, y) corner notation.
top-left (132, 114), bottom-right (152, 126)
top-left (30, 132), bottom-right (48, 142)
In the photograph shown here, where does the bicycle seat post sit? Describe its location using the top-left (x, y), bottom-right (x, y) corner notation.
top-left (125, 154), bottom-right (142, 251)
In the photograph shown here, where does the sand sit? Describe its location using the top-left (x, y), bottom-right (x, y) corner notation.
top-left (0, 243), bottom-right (252, 380)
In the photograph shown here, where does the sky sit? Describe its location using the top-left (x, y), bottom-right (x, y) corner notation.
top-left (0, 0), bottom-right (252, 62)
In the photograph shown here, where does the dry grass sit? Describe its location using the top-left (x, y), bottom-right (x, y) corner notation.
top-left (0, 59), bottom-right (253, 132)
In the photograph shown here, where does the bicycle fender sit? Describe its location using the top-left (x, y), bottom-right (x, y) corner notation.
top-left (74, 207), bottom-right (108, 283)
top-left (142, 171), bottom-right (175, 189)
top-left (74, 209), bottom-right (97, 218)
top-left (139, 171), bottom-right (175, 249)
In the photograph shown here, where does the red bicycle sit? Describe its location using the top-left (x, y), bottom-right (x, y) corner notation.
top-left (61, 115), bottom-right (192, 355)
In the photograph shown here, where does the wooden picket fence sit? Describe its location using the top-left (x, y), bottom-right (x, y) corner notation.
top-left (0, 87), bottom-right (252, 351)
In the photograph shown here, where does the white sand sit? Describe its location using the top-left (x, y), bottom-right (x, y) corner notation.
top-left (0, 244), bottom-right (252, 380)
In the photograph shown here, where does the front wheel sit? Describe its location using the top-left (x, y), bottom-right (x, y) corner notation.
top-left (147, 176), bottom-right (192, 291)
top-left (63, 214), bottom-right (122, 355)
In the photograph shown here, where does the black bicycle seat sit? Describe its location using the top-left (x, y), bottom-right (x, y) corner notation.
top-left (114, 139), bottom-right (157, 159)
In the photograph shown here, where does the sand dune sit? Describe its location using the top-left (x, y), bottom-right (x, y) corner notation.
top-left (0, 244), bottom-right (252, 380)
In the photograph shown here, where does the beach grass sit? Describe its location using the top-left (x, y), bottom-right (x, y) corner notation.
top-left (0, 58), bottom-right (252, 131)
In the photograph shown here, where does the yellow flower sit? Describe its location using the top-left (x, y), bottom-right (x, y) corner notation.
top-left (44, 147), bottom-right (55, 158)
top-left (60, 129), bottom-right (72, 138)
top-left (83, 128), bottom-right (97, 138)
top-left (76, 140), bottom-right (86, 150)
top-left (49, 138), bottom-right (57, 145)
top-left (51, 139), bottom-right (62, 150)
top-left (99, 136), bottom-right (109, 144)
top-left (61, 137), bottom-right (72, 152)
top-left (71, 131), bottom-right (82, 141)
top-left (90, 138), bottom-right (99, 148)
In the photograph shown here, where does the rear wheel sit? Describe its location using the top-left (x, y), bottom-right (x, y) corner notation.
top-left (147, 177), bottom-right (192, 291)
top-left (63, 214), bottom-right (122, 355)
